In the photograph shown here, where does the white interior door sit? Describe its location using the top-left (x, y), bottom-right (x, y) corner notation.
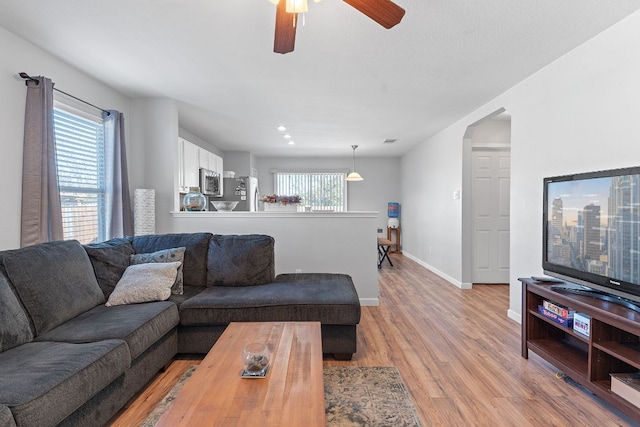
top-left (471, 148), bottom-right (510, 283)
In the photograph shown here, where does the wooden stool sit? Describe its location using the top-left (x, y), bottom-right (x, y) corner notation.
top-left (386, 226), bottom-right (401, 253)
top-left (377, 237), bottom-right (394, 269)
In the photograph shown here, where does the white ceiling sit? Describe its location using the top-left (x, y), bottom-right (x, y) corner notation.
top-left (1, 1), bottom-right (639, 157)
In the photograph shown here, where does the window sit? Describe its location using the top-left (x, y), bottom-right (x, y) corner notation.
top-left (53, 105), bottom-right (106, 244)
top-left (274, 172), bottom-right (347, 211)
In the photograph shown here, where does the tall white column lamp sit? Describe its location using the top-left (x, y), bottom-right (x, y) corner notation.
top-left (134, 189), bottom-right (156, 236)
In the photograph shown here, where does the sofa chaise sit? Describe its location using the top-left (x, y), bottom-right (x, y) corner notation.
top-left (0, 233), bottom-right (361, 427)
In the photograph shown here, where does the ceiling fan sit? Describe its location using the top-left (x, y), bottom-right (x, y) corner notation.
top-left (270, 0), bottom-right (406, 54)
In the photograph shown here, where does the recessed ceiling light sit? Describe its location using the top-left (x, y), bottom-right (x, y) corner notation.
top-left (284, 134), bottom-right (292, 139)
top-left (278, 125), bottom-right (286, 131)
top-left (288, 140), bottom-right (295, 145)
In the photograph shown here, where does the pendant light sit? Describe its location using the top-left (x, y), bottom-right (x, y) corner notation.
top-left (346, 145), bottom-right (364, 181)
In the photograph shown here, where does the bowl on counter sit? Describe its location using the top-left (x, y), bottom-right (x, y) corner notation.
top-left (211, 201), bottom-right (239, 212)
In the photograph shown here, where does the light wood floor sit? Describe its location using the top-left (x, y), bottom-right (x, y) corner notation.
top-left (108, 254), bottom-right (635, 427)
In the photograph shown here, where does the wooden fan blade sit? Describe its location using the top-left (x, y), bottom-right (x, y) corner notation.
top-left (343, 0), bottom-right (405, 29)
top-left (274, 1), bottom-right (297, 54)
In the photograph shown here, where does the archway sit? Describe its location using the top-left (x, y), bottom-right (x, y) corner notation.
top-left (462, 109), bottom-right (512, 287)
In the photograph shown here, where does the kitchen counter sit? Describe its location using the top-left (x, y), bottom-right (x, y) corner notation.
top-left (171, 211), bottom-right (377, 217)
top-left (169, 211), bottom-right (380, 305)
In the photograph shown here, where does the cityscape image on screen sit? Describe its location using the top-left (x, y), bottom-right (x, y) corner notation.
top-left (546, 174), bottom-right (640, 285)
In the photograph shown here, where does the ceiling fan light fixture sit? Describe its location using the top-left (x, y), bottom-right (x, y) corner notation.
top-left (272, 0), bottom-right (403, 54)
top-left (286, 0), bottom-right (308, 13)
top-left (269, 0), bottom-right (319, 11)
top-left (346, 145), bottom-right (364, 181)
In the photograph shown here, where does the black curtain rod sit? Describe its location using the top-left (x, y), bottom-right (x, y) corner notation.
top-left (18, 72), bottom-right (111, 116)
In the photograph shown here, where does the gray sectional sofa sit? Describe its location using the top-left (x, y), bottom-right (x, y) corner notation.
top-left (0, 233), bottom-right (361, 427)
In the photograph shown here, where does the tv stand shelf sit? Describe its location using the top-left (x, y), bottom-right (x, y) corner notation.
top-left (521, 278), bottom-right (640, 422)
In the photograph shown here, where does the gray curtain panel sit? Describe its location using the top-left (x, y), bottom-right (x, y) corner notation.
top-left (20, 77), bottom-right (63, 247)
top-left (103, 110), bottom-right (133, 239)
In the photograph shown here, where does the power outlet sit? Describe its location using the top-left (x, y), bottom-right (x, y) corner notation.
top-left (377, 228), bottom-right (383, 233)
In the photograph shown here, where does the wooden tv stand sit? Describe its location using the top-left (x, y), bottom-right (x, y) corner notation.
top-left (520, 277), bottom-right (640, 422)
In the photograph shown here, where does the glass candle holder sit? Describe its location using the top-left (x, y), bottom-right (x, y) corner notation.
top-left (241, 343), bottom-right (271, 377)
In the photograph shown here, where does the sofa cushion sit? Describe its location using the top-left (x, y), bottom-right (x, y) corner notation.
top-left (0, 340), bottom-right (129, 427)
top-left (168, 284), bottom-right (206, 307)
top-left (3, 240), bottom-right (105, 336)
top-left (35, 301), bottom-right (178, 359)
top-left (0, 272), bottom-right (33, 352)
top-left (207, 234), bottom-right (275, 286)
top-left (180, 273), bottom-right (360, 325)
top-left (0, 404), bottom-right (16, 427)
top-left (84, 236), bottom-right (134, 298)
top-left (132, 233), bottom-right (211, 286)
top-left (130, 246), bottom-right (186, 294)
top-left (106, 261), bottom-right (181, 307)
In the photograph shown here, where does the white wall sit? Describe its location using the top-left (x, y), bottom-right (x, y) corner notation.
top-left (471, 118), bottom-right (511, 147)
top-left (0, 26), bottom-right (130, 250)
top-left (223, 151), bottom-right (254, 178)
top-left (179, 128), bottom-right (223, 157)
top-left (401, 125), bottom-right (465, 285)
top-left (256, 156), bottom-right (401, 233)
top-left (129, 98), bottom-right (180, 230)
top-left (401, 10), bottom-right (640, 321)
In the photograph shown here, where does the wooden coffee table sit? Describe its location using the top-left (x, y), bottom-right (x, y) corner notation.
top-left (156, 321), bottom-right (326, 426)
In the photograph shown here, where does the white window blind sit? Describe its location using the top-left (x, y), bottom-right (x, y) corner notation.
top-left (274, 172), bottom-right (347, 211)
top-left (53, 107), bottom-right (106, 244)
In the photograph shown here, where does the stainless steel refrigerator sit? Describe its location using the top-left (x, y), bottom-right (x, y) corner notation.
top-left (219, 176), bottom-right (259, 211)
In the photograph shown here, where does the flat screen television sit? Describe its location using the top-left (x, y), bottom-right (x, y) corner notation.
top-left (543, 166), bottom-right (640, 307)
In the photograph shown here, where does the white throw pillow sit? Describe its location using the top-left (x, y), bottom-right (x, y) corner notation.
top-left (130, 247), bottom-right (186, 295)
top-left (105, 261), bottom-right (182, 307)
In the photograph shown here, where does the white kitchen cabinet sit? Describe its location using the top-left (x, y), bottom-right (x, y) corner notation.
top-left (208, 152), bottom-right (217, 171)
top-left (179, 138), bottom-right (223, 194)
top-left (197, 147), bottom-right (208, 170)
top-left (208, 152), bottom-right (223, 174)
top-left (178, 139), bottom-right (184, 189)
top-left (214, 154), bottom-right (224, 175)
top-left (198, 147), bottom-right (223, 174)
top-left (181, 138), bottom-right (200, 190)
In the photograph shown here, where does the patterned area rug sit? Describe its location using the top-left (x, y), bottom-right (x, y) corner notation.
top-left (324, 366), bottom-right (423, 427)
top-left (143, 365), bottom-right (422, 427)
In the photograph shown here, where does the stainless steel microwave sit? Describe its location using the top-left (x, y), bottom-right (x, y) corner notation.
top-left (200, 168), bottom-right (222, 197)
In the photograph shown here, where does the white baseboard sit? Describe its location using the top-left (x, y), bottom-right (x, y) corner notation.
top-left (402, 252), bottom-right (472, 290)
top-left (507, 308), bottom-right (521, 324)
top-left (359, 298), bottom-right (379, 306)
